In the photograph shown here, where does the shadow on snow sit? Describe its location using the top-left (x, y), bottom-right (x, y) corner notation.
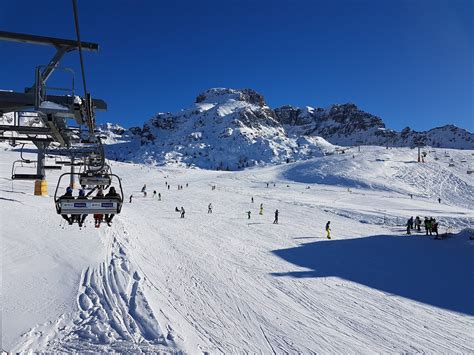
top-left (272, 234), bottom-right (474, 315)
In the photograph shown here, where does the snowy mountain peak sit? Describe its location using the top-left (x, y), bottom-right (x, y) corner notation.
top-left (195, 88), bottom-right (267, 107)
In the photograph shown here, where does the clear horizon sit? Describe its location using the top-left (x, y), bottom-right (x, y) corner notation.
top-left (0, 0), bottom-right (472, 132)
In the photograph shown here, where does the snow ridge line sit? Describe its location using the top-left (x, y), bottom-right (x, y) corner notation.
top-left (13, 224), bottom-right (179, 353)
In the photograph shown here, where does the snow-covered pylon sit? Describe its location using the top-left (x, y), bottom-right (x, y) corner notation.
top-left (13, 227), bottom-right (180, 353)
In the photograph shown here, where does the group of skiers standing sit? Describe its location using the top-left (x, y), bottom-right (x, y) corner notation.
top-left (406, 216), bottom-right (439, 236)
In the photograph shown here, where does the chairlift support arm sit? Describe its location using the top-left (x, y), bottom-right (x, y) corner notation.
top-left (0, 30), bottom-right (99, 86)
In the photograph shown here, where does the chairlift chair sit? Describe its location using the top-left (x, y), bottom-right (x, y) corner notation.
top-left (11, 159), bottom-right (43, 180)
top-left (54, 172), bottom-right (124, 215)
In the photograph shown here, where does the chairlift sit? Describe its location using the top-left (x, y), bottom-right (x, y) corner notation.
top-left (54, 172), bottom-right (124, 215)
top-left (11, 159), bottom-right (43, 180)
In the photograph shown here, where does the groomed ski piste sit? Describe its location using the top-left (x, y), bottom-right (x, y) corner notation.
top-left (1, 144), bottom-right (473, 353)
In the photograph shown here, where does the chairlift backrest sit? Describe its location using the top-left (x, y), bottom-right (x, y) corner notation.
top-left (57, 197), bottom-right (121, 214)
top-left (79, 174), bottom-right (111, 186)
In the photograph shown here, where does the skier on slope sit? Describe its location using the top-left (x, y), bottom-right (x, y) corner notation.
top-left (259, 204), bottom-right (263, 215)
top-left (247, 211), bottom-right (251, 219)
top-left (180, 206), bottom-right (185, 218)
top-left (273, 209), bottom-right (279, 224)
top-left (208, 203), bottom-right (213, 213)
top-left (326, 221), bottom-right (331, 239)
top-left (406, 218), bottom-right (412, 235)
top-left (425, 217), bottom-right (432, 236)
top-left (414, 216), bottom-right (421, 232)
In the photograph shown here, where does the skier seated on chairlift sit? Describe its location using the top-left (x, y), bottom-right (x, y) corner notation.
top-left (74, 189), bottom-right (88, 227)
top-left (93, 189), bottom-right (105, 228)
top-left (104, 186), bottom-right (121, 226)
top-left (59, 186), bottom-right (74, 225)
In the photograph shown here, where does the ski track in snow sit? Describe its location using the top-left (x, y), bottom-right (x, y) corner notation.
top-left (12, 220), bottom-right (180, 353)
top-left (2, 146), bottom-right (474, 353)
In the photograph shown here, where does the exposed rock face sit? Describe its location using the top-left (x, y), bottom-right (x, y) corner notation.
top-left (275, 102), bottom-right (473, 149)
top-left (196, 88), bottom-right (266, 107)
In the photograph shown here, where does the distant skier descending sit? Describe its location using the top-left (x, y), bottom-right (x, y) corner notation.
top-left (208, 203), bottom-right (213, 213)
top-left (273, 209), bottom-right (279, 224)
top-left (180, 206), bottom-right (185, 218)
top-left (326, 221), bottom-right (331, 239)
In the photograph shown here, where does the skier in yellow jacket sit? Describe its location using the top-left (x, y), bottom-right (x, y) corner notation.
top-left (326, 221), bottom-right (331, 239)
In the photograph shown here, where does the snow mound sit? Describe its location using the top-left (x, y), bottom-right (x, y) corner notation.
top-left (280, 146), bottom-right (474, 210)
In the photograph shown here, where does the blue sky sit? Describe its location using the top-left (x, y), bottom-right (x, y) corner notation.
top-left (1, 0), bottom-right (472, 131)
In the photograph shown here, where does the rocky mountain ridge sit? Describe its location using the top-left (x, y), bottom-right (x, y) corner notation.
top-left (102, 88), bottom-right (473, 169)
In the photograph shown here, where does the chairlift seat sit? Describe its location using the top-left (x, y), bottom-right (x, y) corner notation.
top-left (44, 165), bottom-right (62, 170)
top-left (57, 198), bottom-right (121, 214)
top-left (12, 174), bottom-right (44, 180)
top-left (63, 162), bottom-right (84, 166)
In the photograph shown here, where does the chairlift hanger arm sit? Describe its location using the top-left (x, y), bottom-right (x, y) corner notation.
top-left (0, 30), bottom-right (98, 89)
top-left (0, 31), bottom-right (99, 51)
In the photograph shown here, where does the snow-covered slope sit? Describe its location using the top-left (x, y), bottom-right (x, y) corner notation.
top-left (1, 145), bottom-right (473, 353)
top-left (102, 88), bottom-right (473, 169)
